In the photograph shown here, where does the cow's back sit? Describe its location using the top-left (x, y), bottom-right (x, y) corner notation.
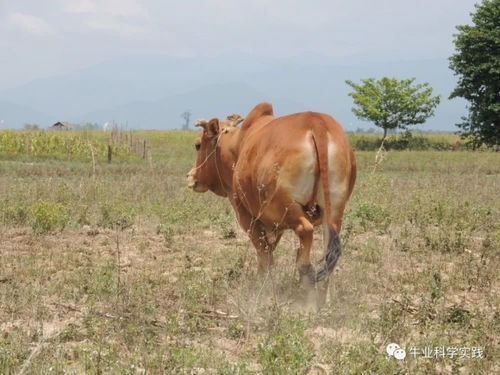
top-left (233, 111), bottom-right (354, 224)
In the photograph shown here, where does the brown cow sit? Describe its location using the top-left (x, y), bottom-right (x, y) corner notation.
top-left (187, 103), bottom-right (356, 290)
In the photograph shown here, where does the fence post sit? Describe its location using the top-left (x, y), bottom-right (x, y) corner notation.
top-left (148, 142), bottom-right (153, 169)
top-left (108, 145), bottom-right (112, 163)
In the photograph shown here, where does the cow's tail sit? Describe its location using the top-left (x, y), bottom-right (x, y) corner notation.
top-left (310, 122), bottom-right (342, 283)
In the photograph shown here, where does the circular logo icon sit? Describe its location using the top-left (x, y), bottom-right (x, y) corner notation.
top-left (394, 348), bottom-right (407, 360)
top-left (386, 343), bottom-right (400, 356)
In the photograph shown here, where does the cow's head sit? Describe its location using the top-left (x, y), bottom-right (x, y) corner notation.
top-left (187, 114), bottom-right (243, 196)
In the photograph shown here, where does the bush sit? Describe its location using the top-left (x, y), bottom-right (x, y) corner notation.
top-left (348, 133), bottom-right (466, 151)
top-left (257, 317), bottom-right (314, 374)
top-left (28, 201), bottom-right (69, 234)
top-left (2, 202), bottom-right (28, 225)
top-left (351, 202), bottom-right (389, 231)
top-left (209, 210), bottom-right (236, 239)
top-left (156, 223), bottom-right (175, 245)
top-left (99, 202), bottom-right (135, 230)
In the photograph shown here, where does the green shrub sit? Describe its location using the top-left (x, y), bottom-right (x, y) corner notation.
top-left (257, 317), bottom-right (314, 374)
top-left (348, 133), bottom-right (465, 151)
top-left (99, 202), bottom-right (135, 230)
top-left (352, 202), bottom-right (389, 230)
top-left (445, 305), bottom-right (471, 326)
top-left (166, 347), bottom-right (203, 371)
top-left (2, 202), bottom-right (28, 225)
top-left (210, 210), bottom-right (236, 239)
top-left (28, 201), bottom-right (69, 234)
top-left (156, 223), bottom-right (175, 245)
top-left (228, 321), bottom-right (245, 339)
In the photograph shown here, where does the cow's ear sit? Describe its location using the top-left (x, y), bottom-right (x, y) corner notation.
top-left (226, 114), bottom-right (243, 127)
top-left (206, 118), bottom-right (219, 138)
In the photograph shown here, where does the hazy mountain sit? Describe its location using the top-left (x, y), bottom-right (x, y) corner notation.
top-left (79, 82), bottom-right (308, 129)
top-left (0, 54), bottom-right (467, 130)
top-left (0, 101), bottom-right (55, 129)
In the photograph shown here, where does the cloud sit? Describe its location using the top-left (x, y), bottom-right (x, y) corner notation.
top-left (63, 0), bottom-right (147, 18)
top-left (63, 0), bottom-right (97, 14)
top-left (84, 16), bottom-right (146, 35)
top-left (8, 12), bottom-right (55, 35)
top-left (62, 0), bottom-right (148, 35)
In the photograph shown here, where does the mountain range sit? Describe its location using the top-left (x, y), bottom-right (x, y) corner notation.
top-left (0, 54), bottom-right (467, 131)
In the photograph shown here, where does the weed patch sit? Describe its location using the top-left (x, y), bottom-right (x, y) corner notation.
top-left (28, 201), bottom-right (69, 234)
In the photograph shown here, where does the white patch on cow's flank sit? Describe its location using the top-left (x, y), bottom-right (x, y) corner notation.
top-left (289, 134), bottom-right (316, 205)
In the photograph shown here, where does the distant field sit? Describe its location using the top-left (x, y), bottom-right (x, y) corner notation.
top-left (0, 130), bottom-right (499, 374)
top-left (347, 132), bottom-right (467, 151)
top-left (0, 130), bottom-right (468, 162)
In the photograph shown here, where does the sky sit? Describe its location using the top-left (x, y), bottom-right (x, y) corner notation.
top-left (0, 0), bottom-right (478, 90)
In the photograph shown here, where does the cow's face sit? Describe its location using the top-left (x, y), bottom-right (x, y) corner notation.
top-left (187, 118), bottom-right (221, 194)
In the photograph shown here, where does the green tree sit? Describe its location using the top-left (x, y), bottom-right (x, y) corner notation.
top-left (181, 110), bottom-right (191, 130)
top-left (23, 123), bottom-right (39, 130)
top-left (449, 0), bottom-right (500, 149)
top-left (346, 77), bottom-right (441, 142)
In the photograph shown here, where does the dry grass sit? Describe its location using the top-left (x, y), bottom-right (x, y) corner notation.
top-left (0, 131), bottom-right (499, 374)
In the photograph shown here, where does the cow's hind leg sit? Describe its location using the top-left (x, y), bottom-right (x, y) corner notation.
top-left (272, 201), bottom-right (328, 311)
top-left (294, 217), bottom-right (315, 286)
top-left (249, 220), bottom-right (280, 275)
top-left (279, 204), bottom-right (315, 285)
top-left (231, 198), bottom-right (281, 275)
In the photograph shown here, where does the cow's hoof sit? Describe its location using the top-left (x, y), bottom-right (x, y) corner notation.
top-left (298, 264), bottom-right (316, 286)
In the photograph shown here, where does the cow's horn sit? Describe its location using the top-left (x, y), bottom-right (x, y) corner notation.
top-left (226, 114), bottom-right (243, 127)
top-left (194, 119), bottom-right (208, 128)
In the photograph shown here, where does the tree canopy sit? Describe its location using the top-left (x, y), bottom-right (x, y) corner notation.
top-left (449, 0), bottom-right (500, 148)
top-left (346, 77), bottom-right (440, 140)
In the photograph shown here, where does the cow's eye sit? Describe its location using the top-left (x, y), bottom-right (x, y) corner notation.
top-left (195, 144), bottom-right (201, 151)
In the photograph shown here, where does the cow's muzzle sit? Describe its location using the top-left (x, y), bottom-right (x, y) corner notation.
top-left (186, 169), bottom-right (197, 189)
top-left (186, 169), bottom-right (208, 192)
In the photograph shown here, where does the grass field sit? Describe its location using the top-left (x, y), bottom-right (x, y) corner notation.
top-left (0, 131), bottom-right (499, 374)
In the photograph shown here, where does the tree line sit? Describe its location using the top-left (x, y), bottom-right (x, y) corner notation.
top-left (346, 0), bottom-right (498, 149)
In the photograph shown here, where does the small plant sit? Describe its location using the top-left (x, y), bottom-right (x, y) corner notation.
top-left (430, 272), bottom-right (443, 302)
top-left (179, 269), bottom-right (210, 311)
top-left (377, 300), bottom-right (410, 339)
top-left (210, 210), bottom-right (237, 239)
top-left (257, 316), bottom-right (314, 374)
top-left (2, 202), bottom-right (28, 225)
top-left (77, 205), bottom-right (91, 226)
top-left (445, 305), bottom-right (471, 326)
top-left (227, 321), bottom-right (245, 339)
top-left (156, 223), bottom-right (175, 246)
top-left (28, 201), bottom-right (68, 234)
top-left (99, 202), bottom-right (135, 230)
top-left (226, 255), bottom-right (245, 281)
top-left (166, 347), bottom-right (202, 371)
top-left (423, 226), bottom-right (468, 254)
top-left (90, 263), bottom-right (116, 297)
top-left (352, 202), bottom-right (388, 230)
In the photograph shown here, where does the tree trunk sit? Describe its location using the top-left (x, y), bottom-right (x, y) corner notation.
top-left (382, 127), bottom-right (388, 144)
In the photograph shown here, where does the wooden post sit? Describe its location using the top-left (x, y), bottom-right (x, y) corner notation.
top-left (143, 140), bottom-right (147, 159)
top-left (108, 145), bottom-right (112, 163)
top-left (148, 142), bottom-right (153, 169)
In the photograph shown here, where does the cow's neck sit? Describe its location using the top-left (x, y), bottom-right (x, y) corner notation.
top-left (212, 129), bottom-right (239, 196)
top-left (235, 115), bottom-right (275, 154)
top-left (212, 118), bottom-right (273, 196)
